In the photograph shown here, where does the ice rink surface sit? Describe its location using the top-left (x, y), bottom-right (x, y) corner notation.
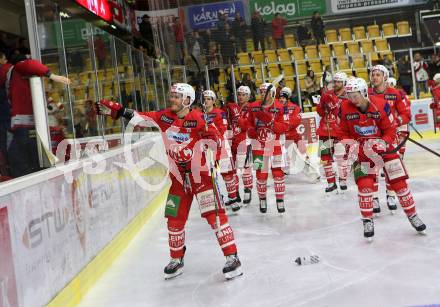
top-left (78, 139), bottom-right (440, 307)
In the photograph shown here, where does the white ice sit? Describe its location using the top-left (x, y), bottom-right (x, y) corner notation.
top-left (78, 139), bottom-right (440, 307)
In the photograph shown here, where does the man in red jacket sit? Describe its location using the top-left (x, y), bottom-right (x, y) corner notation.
top-left (369, 65), bottom-right (411, 214)
top-left (272, 13), bottom-right (288, 49)
top-left (0, 54), bottom-right (70, 177)
top-left (340, 77), bottom-right (426, 240)
top-left (239, 83), bottom-right (289, 213)
top-left (317, 71), bottom-right (349, 193)
top-left (96, 83), bottom-right (242, 280)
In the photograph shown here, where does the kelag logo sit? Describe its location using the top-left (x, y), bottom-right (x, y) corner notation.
top-left (249, 0), bottom-right (326, 21)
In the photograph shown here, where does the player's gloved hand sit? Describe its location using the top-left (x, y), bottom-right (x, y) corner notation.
top-left (254, 108), bottom-right (273, 123)
top-left (95, 99), bottom-right (125, 119)
top-left (247, 127), bottom-right (257, 139)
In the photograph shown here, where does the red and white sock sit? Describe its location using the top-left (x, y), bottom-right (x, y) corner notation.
top-left (223, 173), bottom-right (238, 199)
top-left (323, 161), bottom-right (336, 184)
top-left (168, 225), bottom-right (185, 258)
top-left (257, 180), bottom-right (267, 199)
top-left (273, 176), bottom-right (285, 200)
top-left (242, 167), bottom-right (253, 189)
top-left (358, 189), bottom-right (374, 219)
top-left (396, 187), bottom-right (416, 216)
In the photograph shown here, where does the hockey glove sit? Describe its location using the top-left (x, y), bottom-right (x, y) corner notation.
top-left (96, 100), bottom-right (124, 119)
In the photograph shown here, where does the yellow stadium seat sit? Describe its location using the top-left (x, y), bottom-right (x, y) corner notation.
top-left (361, 40), bottom-right (374, 54)
top-left (265, 50), bottom-right (278, 63)
top-left (255, 66), bottom-right (265, 82)
top-left (382, 23), bottom-right (396, 37)
top-left (97, 70), bottom-right (105, 81)
top-left (337, 57), bottom-right (351, 70)
top-left (296, 62), bottom-right (308, 75)
top-left (233, 67), bottom-right (240, 81)
top-left (367, 25), bottom-right (381, 39)
top-left (246, 39), bottom-right (254, 51)
top-left (278, 49), bottom-right (292, 62)
top-left (308, 59), bottom-right (322, 73)
top-left (239, 66), bottom-right (253, 77)
top-left (282, 63), bottom-right (295, 77)
top-left (353, 26), bottom-right (367, 40)
top-left (347, 41), bottom-right (361, 55)
top-left (370, 52), bottom-right (380, 62)
top-left (291, 47), bottom-right (305, 61)
top-left (318, 44), bottom-right (332, 58)
top-left (305, 45), bottom-right (319, 59)
top-left (397, 21), bottom-right (411, 36)
top-left (299, 76), bottom-right (307, 91)
top-left (285, 34), bottom-right (296, 48)
top-left (268, 64), bottom-right (281, 77)
top-left (375, 38), bottom-right (389, 52)
top-left (105, 69), bottom-right (115, 81)
top-left (339, 28), bottom-right (353, 42)
top-left (322, 57), bottom-right (331, 67)
top-left (352, 55), bottom-right (366, 69)
top-left (252, 51), bottom-right (265, 64)
top-left (325, 29), bottom-right (338, 43)
top-left (73, 88), bottom-right (86, 100)
top-left (355, 69), bottom-right (369, 82)
top-left (333, 43), bottom-right (346, 57)
top-left (237, 52), bottom-right (251, 65)
top-left (285, 79), bottom-right (296, 90)
top-left (219, 70), bottom-right (227, 84)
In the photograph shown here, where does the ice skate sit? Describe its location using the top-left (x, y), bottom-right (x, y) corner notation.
top-left (339, 179), bottom-right (347, 191)
top-left (325, 182), bottom-right (338, 194)
top-left (408, 213), bottom-right (426, 233)
top-left (243, 188), bottom-right (252, 206)
top-left (164, 257), bottom-right (184, 279)
top-left (386, 195), bottom-right (398, 213)
top-left (259, 198), bottom-right (267, 213)
top-left (223, 254), bottom-right (243, 280)
top-left (373, 197), bottom-right (381, 214)
top-left (276, 199), bottom-right (285, 213)
top-left (362, 218), bottom-right (374, 241)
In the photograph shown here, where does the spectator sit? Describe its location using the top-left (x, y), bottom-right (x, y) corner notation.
top-left (382, 54), bottom-right (395, 77)
top-left (311, 11), bottom-right (325, 44)
top-left (188, 31), bottom-right (204, 58)
top-left (219, 24), bottom-right (236, 65)
top-left (206, 42), bottom-right (220, 86)
top-left (217, 11), bottom-right (229, 31)
top-left (413, 52), bottom-right (429, 96)
top-left (397, 55), bottom-right (412, 94)
top-left (251, 11), bottom-right (266, 51)
top-left (297, 21), bottom-right (312, 47)
top-left (232, 12), bottom-right (247, 53)
top-left (93, 35), bottom-right (106, 69)
top-left (305, 69), bottom-right (320, 105)
top-left (276, 79), bottom-right (286, 98)
top-left (0, 54), bottom-right (70, 178)
top-left (272, 13), bottom-right (288, 49)
top-left (139, 14), bottom-right (155, 58)
top-left (320, 66), bottom-right (333, 92)
top-left (172, 17), bottom-right (185, 65)
top-left (0, 52), bottom-right (10, 178)
top-left (428, 53), bottom-right (440, 80)
top-left (17, 38), bottom-right (30, 55)
top-left (201, 29), bottom-right (215, 52)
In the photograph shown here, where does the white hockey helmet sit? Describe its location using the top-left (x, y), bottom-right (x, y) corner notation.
top-left (333, 71), bottom-right (348, 84)
top-left (237, 85), bottom-right (251, 96)
top-left (202, 89), bottom-right (217, 100)
top-left (280, 86), bottom-right (292, 98)
top-left (433, 73), bottom-right (440, 82)
top-left (370, 64), bottom-right (389, 81)
top-left (345, 77), bottom-right (369, 99)
top-left (170, 83), bottom-right (195, 107)
top-left (388, 77), bottom-right (397, 87)
top-left (259, 82), bottom-right (276, 98)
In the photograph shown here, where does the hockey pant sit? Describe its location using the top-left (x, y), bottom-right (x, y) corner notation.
top-left (165, 172), bottom-right (237, 258)
top-left (353, 153), bottom-right (416, 219)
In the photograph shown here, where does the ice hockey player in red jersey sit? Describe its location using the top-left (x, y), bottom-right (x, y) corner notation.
top-left (340, 77), bottom-right (426, 240)
top-left (95, 83), bottom-right (242, 280)
top-left (429, 73), bottom-right (440, 129)
top-left (369, 65), bottom-right (411, 214)
top-left (317, 71), bottom-right (350, 193)
top-left (223, 85), bottom-right (254, 207)
top-left (239, 83), bottom-right (289, 213)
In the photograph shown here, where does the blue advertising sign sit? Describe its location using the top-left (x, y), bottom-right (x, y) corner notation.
top-left (187, 1), bottom-right (246, 30)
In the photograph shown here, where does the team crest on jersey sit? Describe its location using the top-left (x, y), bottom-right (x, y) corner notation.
top-left (168, 144), bottom-right (193, 163)
top-left (166, 130), bottom-right (190, 142)
top-left (346, 113), bottom-right (360, 120)
top-left (160, 115), bottom-right (174, 124)
top-left (354, 125), bottom-right (378, 136)
top-left (183, 120), bottom-right (197, 128)
top-left (257, 127), bottom-right (275, 142)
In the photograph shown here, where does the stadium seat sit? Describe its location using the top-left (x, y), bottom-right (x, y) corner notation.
top-left (397, 21), bottom-right (411, 36)
top-left (265, 50), bottom-right (278, 63)
top-left (305, 45), bottom-right (319, 59)
top-left (322, 57), bottom-right (331, 67)
top-left (296, 62), bottom-right (308, 75)
top-left (97, 70), bottom-right (105, 81)
top-left (291, 47), bottom-right (305, 61)
top-left (369, 52), bottom-right (380, 62)
top-left (74, 88), bottom-right (86, 100)
top-left (299, 76), bottom-right (307, 91)
top-left (285, 78), bottom-right (296, 90)
top-left (282, 63), bottom-right (295, 77)
top-left (255, 66), bottom-right (265, 82)
top-left (382, 23), bottom-right (396, 37)
top-left (352, 55), bottom-right (366, 69)
top-left (278, 49), bottom-right (292, 62)
top-left (375, 38), bottom-right (389, 52)
top-left (355, 69), bottom-right (369, 82)
top-left (246, 39), bottom-right (254, 51)
top-left (308, 59), bottom-right (322, 73)
top-left (360, 40), bottom-right (374, 54)
top-left (367, 25), bottom-right (381, 39)
top-left (353, 26), bottom-right (367, 40)
top-left (219, 70), bottom-right (227, 84)
top-left (332, 43), bottom-right (346, 57)
top-left (252, 51), bottom-right (265, 64)
top-left (105, 69), bottom-right (115, 81)
top-left (325, 29), bottom-right (338, 43)
top-left (347, 41), bottom-right (361, 55)
top-left (339, 28), bottom-right (353, 42)
top-left (285, 34), bottom-right (296, 48)
top-left (237, 52), bottom-right (251, 65)
top-left (268, 64), bottom-right (281, 77)
top-left (336, 56), bottom-right (351, 70)
top-left (318, 44), bottom-right (332, 58)
top-left (239, 66), bottom-right (253, 78)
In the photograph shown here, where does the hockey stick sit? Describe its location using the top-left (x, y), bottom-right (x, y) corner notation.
top-left (407, 137), bottom-right (440, 158)
top-left (409, 122), bottom-right (423, 138)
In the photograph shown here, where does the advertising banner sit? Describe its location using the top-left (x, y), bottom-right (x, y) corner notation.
top-left (248, 0), bottom-right (326, 22)
top-left (330, 0), bottom-right (425, 14)
top-left (187, 1), bottom-right (246, 30)
top-left (411, 99), bottom-right (434, 132)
